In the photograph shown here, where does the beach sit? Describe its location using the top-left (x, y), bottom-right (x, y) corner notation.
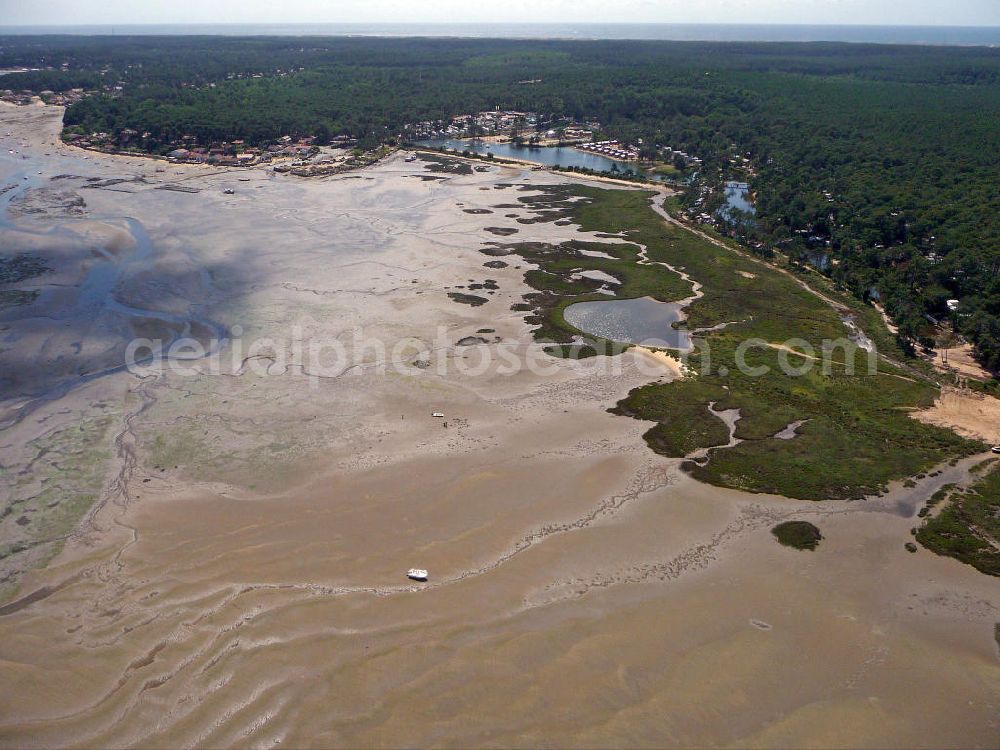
top-left (0, 103), bottom-right (998, 748)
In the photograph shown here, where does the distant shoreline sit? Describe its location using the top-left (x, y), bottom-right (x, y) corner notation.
top-left (1, 23), bottom-right (998, 47)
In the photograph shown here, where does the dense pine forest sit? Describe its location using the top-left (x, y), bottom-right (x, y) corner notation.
top-left (1, 35), bottom-right (998, 372)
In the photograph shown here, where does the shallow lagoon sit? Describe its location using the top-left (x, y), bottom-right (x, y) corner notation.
top-left (563, 296), bottom-right (691, 350)
top-left (418, 138), bottom-right (647, 176)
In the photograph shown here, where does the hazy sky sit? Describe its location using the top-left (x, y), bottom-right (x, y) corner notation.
top-left (1, 0), bottom-right (998, 27)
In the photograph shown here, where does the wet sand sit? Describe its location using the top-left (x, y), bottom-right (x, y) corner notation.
top-left (0, 104), bottom-right (998, 748)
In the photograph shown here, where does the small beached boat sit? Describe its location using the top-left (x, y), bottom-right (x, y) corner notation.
top-left (407, 568), bottom-right (428, 582)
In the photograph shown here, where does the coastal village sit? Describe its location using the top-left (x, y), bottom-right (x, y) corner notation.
top-left (4, 84), bottom-right (751, 234)
top-left (405, 109), bottom-right (703, 169)
top-left (4, 83), bottom-right (760, 242)
top-left (2, 81), bottom-right (785, 305)
top-left (1, 86), bottom-right (88, 108)
top-left (3, 81), bottom-right (750, 233)
top-left (3, 77), bottom-right (707, 181)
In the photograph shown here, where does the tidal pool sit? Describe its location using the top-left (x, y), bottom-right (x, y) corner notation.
top-left (563, 296), bottom-right (691, 350)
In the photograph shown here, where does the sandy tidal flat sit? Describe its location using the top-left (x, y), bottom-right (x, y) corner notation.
top-left (0, 104), bottom-right (998, 748)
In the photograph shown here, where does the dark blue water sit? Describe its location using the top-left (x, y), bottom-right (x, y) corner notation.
top-left (1, 24), bottom-right (997, 46)
top-left (418, 138), bottom-right (646, 176)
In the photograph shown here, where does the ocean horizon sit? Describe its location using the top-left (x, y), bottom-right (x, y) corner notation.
top-left (0, 22), bottom-right (998, 46)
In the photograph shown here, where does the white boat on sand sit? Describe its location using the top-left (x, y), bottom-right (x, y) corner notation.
top-left (407, 568), bottom-right (428, 582)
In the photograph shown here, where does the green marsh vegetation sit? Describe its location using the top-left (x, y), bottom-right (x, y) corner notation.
top-left (917, 460), bottom-right (1000, 576)
top-left (502, 185), bottom-right (982, 501)
top-left (771, 521), bottom-right (823, 551)
top-left (418, 153), bottom-right (474, 175)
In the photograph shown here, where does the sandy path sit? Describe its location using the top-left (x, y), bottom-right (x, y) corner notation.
top-left (933, 343), bottom-right (996, 382)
